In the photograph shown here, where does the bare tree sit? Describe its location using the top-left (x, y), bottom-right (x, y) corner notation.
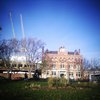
top-left (90, 58), bottom-right (100, 68)
top-left (83, 58), bottom-right (90, 69)
top-left (40, 50), bottom-right (53, 78)
top-left (0, 39), bottom-right (11, 68)
top-left (0, 37), bottom-right (44, 79)
top-left (83, 58), bottom-right (100, 69)
top-left (23, 38), bottom-right (44, 78)
top-left (0, 39), bottom-right (19, 79)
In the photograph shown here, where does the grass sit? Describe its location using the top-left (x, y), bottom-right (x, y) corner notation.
top-left (0, 80), bottom-right (100, 100)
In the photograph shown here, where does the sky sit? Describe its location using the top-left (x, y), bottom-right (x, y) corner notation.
top-left (0, 0), bottom-right (100, 60)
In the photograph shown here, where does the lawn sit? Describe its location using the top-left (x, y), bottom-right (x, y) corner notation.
top-left (0, 80), bottom-right (100, 100)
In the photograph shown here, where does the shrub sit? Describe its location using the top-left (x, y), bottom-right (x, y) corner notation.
top-left (48, 77), bottom-right (54, 87)
top-left (48, 76), bottom-right (68, 87)
top-left (60, 76), bottom-right (67, 87)
top-left (25, 83), bottom-right (41, 89)
top-left (30, 83), bottom-right (41, 88)
top-left (53, 77), bottom-right (60, 87)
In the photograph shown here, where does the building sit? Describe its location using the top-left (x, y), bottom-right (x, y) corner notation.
top-left (83, 68), bottom-right (100, 82)
top-left (42, 47), bottom-right (83, 80)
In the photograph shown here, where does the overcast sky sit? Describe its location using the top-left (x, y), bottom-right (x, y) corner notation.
top-left (0, 0), bottom-right (100, 59)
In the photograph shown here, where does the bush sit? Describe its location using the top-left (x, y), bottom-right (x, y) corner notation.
top-left (48, 76), bottom-right (68, 87)
top-left (60, 76), bottom-right (67, 87)
top-left (53, 77), bottom-right (60, 87)
top-left (48, 77), bottom-right (54, 87)
top-left (30, 83), bottom-right (41, 88)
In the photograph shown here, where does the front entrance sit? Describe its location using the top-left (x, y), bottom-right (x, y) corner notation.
top-left (60, 73), bottom-right (64, 77)
top-left (59, 71), bottom-right (66, 78)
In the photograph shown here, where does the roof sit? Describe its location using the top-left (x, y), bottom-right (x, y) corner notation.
top-left (68, 52), bottom-right (74, 55)
top-left (46, 51), bottom-right (58, 54)
top-left (46, 51), bottom-right (79, 55)
top-left (45, 48), bottom-right (80, 55)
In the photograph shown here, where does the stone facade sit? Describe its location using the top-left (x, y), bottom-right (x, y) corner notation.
top-left (42, 47), bottom-right (83, 80)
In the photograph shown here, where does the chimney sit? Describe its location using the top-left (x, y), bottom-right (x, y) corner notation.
top-left (74, 50), bottom-right (77, 54)
top-left (42, 46), bottom-right (44, 62)
top-left (78, 49), bottom-right (80, 54)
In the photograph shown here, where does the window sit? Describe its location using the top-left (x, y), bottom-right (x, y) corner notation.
top-left (24, 64), bottom-right (27, 67)
top-left (14, 64), bottom-right (16, 67)
top-left (76, 65), bottom-right (80, 70)
top-left (76, 72), bottom-right (81, 77)
top-left (52, 71), bottom-right (56, 75)
top-left (60, 63), bottom-right (65, 69)
top-left (18, 64), bottom-right (22, 67)
top-left (52, 57), bottom-right (54, 61)
top-left (68, 58), bottom-right (70, 61)
top-left (47, 71), bottom-right (49, 75)
top-left (69, 64), bottom-right (73, 70)
top-left (72, 58), bottom-right (74, 61)
top-left (78, 65), bottom-right (80, 70)
top-left (76, 65), bottom-right (78, 69)
top-left (69, 72), bottom-right (73, 77)
top-left (52, 64), bottom-right (56, 69)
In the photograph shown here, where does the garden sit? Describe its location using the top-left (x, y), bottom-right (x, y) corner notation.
top-left (0, 77), bottom-right (100, 100)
